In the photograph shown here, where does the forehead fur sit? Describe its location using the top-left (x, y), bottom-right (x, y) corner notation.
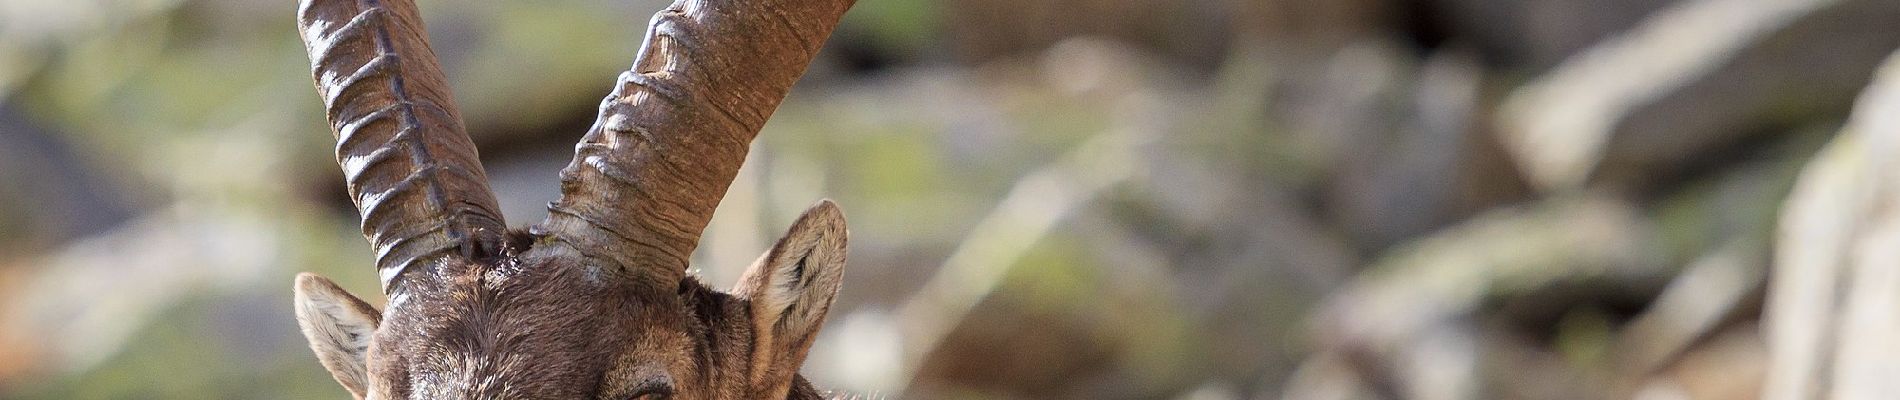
top-left (371, 254), bottom-right (692, 398)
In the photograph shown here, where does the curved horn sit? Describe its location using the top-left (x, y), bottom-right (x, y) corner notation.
top-left (298, 0), bottom-right (508, 292)
top-left (536, 0), bottom-right (856, 278)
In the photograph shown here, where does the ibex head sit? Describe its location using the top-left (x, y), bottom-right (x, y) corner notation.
top-left (286, 0), bottom-right (856, 398)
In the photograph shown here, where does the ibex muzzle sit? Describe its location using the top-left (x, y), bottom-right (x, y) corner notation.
top-left (287, 0), bottom-right (857, 398)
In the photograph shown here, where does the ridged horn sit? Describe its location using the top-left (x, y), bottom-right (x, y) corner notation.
top-left (535, 0), bottom-right (857, 279)
top-left (297, 0), bottom-right (508, 292)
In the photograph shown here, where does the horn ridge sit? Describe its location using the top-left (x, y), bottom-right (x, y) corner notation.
top-left (536, 0), bottom-right (856, 279)
top-left (298, 0), bottom-right (508, 292)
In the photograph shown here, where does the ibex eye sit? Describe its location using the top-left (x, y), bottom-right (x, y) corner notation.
top-left (628, 389), bottom-right (670, 400)
top-left (628, 381), bottom-right (673, 400)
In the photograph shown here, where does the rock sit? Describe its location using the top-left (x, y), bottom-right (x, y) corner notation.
top-left (1764, 50), bottom-right (1900, 400)
top-left (1497, 0), bottom-right (1900, 193)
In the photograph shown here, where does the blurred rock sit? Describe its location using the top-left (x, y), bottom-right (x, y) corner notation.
top-left (0, 103), bottom-right (137, 257)
top-left (1325, 49), bottom-right (1531, 251)
top-left (910, 293), bottom-right (1126, 399)
top-left (1306, 194), bottom-right (1666, 400)
top-left (943, 0), bottom-right (1248, 67)
top-left (1764, 50), bottom-right (1900, 400)
top-left (1241, 0), bottom-right (1390, 52)
top-left (1637, 326), bottom-right (1767, 400)
top-left (1, 212), bottom-right (277, 380)
top-left (1414, 0), bottom-right (1678, 69)
top-left (1498, 0), bottom-right (1900, 193)
top-left (1276, 353), bottom-right (1386, 400)
top-left (1615, 240), bottom-right (1765, 386)
top-left (1262, 39), bottom-right (1415, 194)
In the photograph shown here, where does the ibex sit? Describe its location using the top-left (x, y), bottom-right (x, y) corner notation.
top-left (287, 0), bottom-right (856, 398)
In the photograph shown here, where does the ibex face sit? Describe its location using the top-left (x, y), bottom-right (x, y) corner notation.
top-left (294, 202), bottom-right (846, 399)
top-left (285, 0), bottom-right (857, 398)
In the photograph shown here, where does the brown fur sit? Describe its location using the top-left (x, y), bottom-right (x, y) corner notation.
top-left (294, 202), bottom-right (850, 399)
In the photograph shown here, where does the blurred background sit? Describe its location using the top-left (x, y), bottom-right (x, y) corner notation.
top-left (5, 0), bottom-right (1900, 398)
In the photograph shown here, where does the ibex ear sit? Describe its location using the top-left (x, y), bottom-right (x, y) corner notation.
top-left (733, 200), bottom-right (848, 396)
top-left (293, 273), bottom-right (381, 399)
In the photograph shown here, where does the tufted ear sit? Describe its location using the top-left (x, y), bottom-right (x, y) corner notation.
top-left (293, 273), bottom-right (381, 400)
top-left (732, 200), bottom-right (848, 398)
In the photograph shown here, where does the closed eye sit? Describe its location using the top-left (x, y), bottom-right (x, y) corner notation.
top-left (628, 379), bottom-right (673, 400)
